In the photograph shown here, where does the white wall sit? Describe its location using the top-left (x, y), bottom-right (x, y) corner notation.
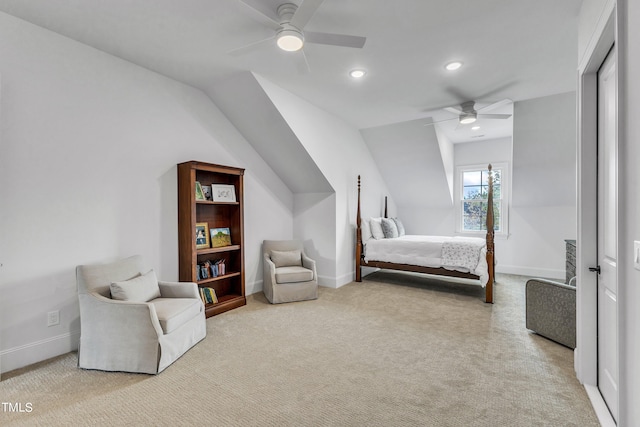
top-left (255, 74), bottom-right (391, 287)
top-left (0, 13), bottom-right (293, 373)
top-left (621, 3), bottom-right (640, 423)
top-left (506, 92), bottom-right (577, 279)
top-left (360, 119), bottom-right (451, 235)
top-left (293, 192), bottom-right (336, 285)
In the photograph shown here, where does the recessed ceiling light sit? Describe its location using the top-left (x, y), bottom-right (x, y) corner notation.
top-left (445, 61), bottom-right (463, 71)
top-left (471, 125), bottom-right (481, 130)
top-left (349, 69), bottom-right (366, 78)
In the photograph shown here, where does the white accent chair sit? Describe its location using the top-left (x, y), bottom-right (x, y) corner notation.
top-left (263, 240), bottom-right (318, 304)
top-left (76, 255), bottom-right (206, 374)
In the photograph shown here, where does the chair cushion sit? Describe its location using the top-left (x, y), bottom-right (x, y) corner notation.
top-left (151, 298), bottom-right (202, 334)
top-left (110, 269), bottom-right (161, 302)
top-left (271, 250), bottom-right (302, 267)
top-left (275, 266), bottom-right (314, 284)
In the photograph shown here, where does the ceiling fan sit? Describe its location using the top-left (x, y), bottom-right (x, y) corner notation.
top-left (425, 99), bottom-right (513, 127)
top-left (230, 0), bottom-right (366, 69)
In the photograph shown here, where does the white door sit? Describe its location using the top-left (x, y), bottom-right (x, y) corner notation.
top-left (597, 46), bottom-right (618, 422)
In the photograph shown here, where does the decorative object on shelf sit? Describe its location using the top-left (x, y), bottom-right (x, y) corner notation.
top-left (202, 185), bottom-right (212, 201)
top-left (212, 184), bottom-right (236, 202)
top-left (195, 222), bottom-right (210, 249)
top-left (195, 181), bottom-right (205, 201)
top-left (210, 227), bottom-right (232, 248)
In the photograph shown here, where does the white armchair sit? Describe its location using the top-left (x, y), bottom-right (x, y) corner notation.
top-left (263, 240), bottom-right (318, 304)
top-left (76, 255), bottom-right (206, 374)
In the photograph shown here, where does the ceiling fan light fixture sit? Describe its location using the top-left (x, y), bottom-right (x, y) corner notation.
top-left (349, 69), bottom-right (366, 78)
top-left (445, 61), bottom-right (463, 71)
top-left (459, 112), bottom-right (477, 124)
top-left (277, 28), bottom-right (304, 52)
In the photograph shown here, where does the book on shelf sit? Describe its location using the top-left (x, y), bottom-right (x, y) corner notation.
top-left (197, 259), bottom-right (226, 280)
top-left (199, 287), bottom-right (218, 305)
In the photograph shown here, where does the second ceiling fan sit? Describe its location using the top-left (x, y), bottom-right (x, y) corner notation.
top-left (426, 99), bottom-right (513, 128)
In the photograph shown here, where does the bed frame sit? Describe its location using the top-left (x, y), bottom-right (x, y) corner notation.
top-left (355, 165), bottom-right (495, 303)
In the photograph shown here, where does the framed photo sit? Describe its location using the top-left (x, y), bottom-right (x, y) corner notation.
top-left (201, 185), bottom-right (212, 201)
top-left (195, 222), bottom-right (210, 249)
top-left (210, 227), bottom-right (232, 248)
top-left (211, 184), bottom-right (236, 202)
top-left (195, 181), bottom-right (205, 201)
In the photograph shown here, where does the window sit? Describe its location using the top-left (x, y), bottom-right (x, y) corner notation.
top-left (455, 163), bottom-right (508, 236)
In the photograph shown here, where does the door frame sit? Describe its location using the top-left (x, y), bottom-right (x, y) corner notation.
top-left (576, 2), bottom-right (620, 425)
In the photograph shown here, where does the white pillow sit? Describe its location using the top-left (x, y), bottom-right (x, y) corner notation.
top-left (270, 250), bottom-right (302, 267)
top-left (360, 218), bottom-right (372, 242)
top-left (393, 217), bottom-right (406, 236)
top-left (110, 269), bottom-right (161, 302)
top-left (369, 217), bottom-right (385, 240)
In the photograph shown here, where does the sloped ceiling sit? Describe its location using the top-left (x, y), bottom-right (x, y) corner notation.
top-left (208, 71), bottom-right (332, 194)
top-left (361, 119), bottom-right (452, 209)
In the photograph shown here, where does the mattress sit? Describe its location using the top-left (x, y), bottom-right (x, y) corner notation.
top-left (363, 235), bottom-right (489, 286)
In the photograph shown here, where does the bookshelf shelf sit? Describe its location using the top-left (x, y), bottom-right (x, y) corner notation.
top-left (178, 161), bottom-right (246, 317)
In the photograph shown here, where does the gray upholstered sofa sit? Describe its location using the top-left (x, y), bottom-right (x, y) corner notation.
top-left (263, 240), bottom-right (318, 304)
top-left (525, 277), bottom-right (576, 348)
top-left (76, 255), bottom-right (206, 374)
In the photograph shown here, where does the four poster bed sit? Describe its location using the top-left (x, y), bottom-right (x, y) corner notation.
top-left (355, 165), bottom-right (495, 303)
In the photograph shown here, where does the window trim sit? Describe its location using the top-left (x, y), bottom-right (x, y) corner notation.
top-left (454, 162), bottom-right (509, 238)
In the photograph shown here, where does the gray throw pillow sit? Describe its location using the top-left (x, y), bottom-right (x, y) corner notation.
top-left (270, 250), bottom-right (302, 267)
top-left (381, 218), bottom-right (399, 238)
top-left (110, 269), bottom-right (161, 302)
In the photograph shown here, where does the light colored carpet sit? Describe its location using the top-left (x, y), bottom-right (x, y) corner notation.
top-left (1, 273), bottom-right (598, 426)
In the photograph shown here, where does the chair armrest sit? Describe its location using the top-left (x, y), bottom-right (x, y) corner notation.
top-left (526, 278), bottom-right (576, 293)
top-left (302, 253), bottom-right (317, 280)
top-left (79, 292), bottom-right (164, 339)
top-left (158, 281), bottom-right (199, 299)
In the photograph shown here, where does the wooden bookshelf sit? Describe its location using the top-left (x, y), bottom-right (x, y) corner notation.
top-left (178, 161), bottom-right (245, 317)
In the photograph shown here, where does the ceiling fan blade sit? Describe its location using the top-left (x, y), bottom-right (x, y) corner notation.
top-left (237, 0), bottom-right (282, 30)
top-left (305, 31), bottom-right (366, 48)
top-left (424, 117), bottom-right (459, 127)
top-left (295, 49), bottom-right (311, 74)
top-left (477, 113), bottom-right (512, 119)
top-left (477, 99), bottom-right (512, 113)
top-left (227, 35), bottom-right (275, 57)
top-left (444, 106), bottom-right (464, 115)
top-left (290, 0), bottom-right (325, 29)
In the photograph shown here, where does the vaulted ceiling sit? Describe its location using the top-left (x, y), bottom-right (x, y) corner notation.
top-left (0, 0), bottom-right (581, 141)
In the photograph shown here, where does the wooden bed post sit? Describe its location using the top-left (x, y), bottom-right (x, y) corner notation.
top-left (485, 164), bottom-right (495, 303)
top-left (355, 175), bottom-right (362, 282)
top-left (384, 196), bottom-right (388, 218)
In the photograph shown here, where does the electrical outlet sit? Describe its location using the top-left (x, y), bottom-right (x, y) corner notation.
top-left (47, 310), bottom-right (59, 327)
top-left (634, 241), bottom-right (640, 271)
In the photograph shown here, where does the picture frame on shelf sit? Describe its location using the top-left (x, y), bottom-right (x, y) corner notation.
top-left (211, 184), bottom-right (236, 202)
top-left (210, 227), bottom-right (232, 248)
top-left (195, 181), bottom-right (205, 201)
top-left (195, 222), bottom-right (210, 249)
top-left (201, 185), bottom-right (212, 201)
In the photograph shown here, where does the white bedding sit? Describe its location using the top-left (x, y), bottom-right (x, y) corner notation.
top-left (363, 235), bottom-right (489, 286)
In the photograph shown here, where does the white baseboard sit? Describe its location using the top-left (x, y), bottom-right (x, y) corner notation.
top-left (1, 331), bottom-right (80, 375)
top-left (496, 264), bottom-right (565, 280)
top-left (584, 384), bottom-right (616, 427)
top-left (247, 275), bottom-right (347, 293)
